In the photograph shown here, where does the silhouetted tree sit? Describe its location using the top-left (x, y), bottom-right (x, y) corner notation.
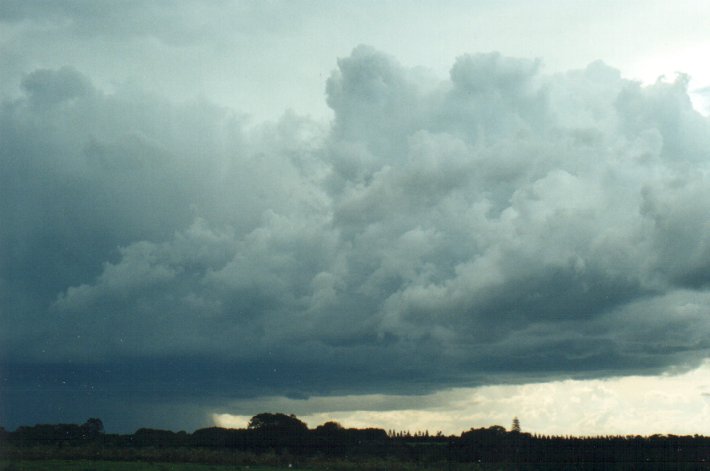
top-left (81, 418), bottom-right (104, 438)
top-left (315, 421), bottom-right (344, 433)
top-left (313, 421), bottom-right (347, 454)
top-left (511, 417), bottom-right (521, 433)
top-left (247, 413), bottom-right (309, 451)
top-left (248, 413), bottom-right (308, 434)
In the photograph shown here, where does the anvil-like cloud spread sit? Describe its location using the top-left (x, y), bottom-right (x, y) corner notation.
top-left (2, 3), bottom-right (710, 434)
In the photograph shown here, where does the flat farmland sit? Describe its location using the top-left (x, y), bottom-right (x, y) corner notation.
top-left (2, 461), bottom-right (294, 471)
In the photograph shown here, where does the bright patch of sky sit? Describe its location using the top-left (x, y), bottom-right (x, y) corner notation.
top-left (215, 360), bottom-right (710, 436)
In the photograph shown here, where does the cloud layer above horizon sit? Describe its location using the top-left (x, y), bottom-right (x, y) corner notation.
top-left (3, 41), bottom-right (710, 431)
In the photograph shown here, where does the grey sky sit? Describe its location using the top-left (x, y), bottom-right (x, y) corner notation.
top-left (2, 1), bottom-right (710, 121)
top-left (2, 1), bottom-right (710, 434)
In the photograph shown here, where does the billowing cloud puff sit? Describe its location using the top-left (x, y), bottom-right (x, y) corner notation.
top-left (3, 46), bottom-right (710, 431)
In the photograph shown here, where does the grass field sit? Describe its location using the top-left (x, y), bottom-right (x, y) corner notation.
top-left (5, 459), bottom-right (704, 471)
top-left (0, 459), bottom-right (493, 471)
top-left (0, 460), bottom-right (483, 471)
top-left (2, 461), bottom-right (295, 471)
top-left (0, 461), bottom-right (481, 471)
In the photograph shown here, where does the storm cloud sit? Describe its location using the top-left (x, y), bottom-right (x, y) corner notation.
top-left (3, 43), bottom-right (710, 431)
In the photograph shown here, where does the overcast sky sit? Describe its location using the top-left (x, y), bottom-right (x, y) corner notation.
top-left (3, 0), bottom-right (710, 435)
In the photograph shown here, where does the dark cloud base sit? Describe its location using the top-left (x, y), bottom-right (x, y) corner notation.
top-left (3, 46), bottom-right (710, 432)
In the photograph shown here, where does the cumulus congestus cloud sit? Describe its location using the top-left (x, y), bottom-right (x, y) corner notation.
top-left (3, 46), bottom-right (710, 429)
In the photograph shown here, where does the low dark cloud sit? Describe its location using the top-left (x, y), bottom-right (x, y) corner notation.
top-left (3, 46), bottom-right (710, 432)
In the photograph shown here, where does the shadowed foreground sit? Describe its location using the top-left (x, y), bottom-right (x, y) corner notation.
top-left (2, 414), bottom-right (710, 469)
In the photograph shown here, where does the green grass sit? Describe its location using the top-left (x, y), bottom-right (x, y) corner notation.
top-left (0, 461), bottom-right (297, 471)
top-left (0, 459), bottom-right (492, 471)
top-left (3, 461), bottom-right (708, 471)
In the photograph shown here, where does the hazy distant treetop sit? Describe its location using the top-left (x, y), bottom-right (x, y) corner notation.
top-left (512, 417), bottom-right (521, 433)
top-left (82, 418), bottom-right (104, 435)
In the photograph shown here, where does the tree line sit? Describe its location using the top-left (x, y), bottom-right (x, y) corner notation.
top-left (3, 413), bottom-right (710, 465)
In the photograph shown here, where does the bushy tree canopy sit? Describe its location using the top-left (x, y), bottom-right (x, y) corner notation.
top-left (247, 413), bottom-right (308, 433)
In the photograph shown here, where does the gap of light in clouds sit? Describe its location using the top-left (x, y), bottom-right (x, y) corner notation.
top-left (215, 360), bottom-right (710, 436)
